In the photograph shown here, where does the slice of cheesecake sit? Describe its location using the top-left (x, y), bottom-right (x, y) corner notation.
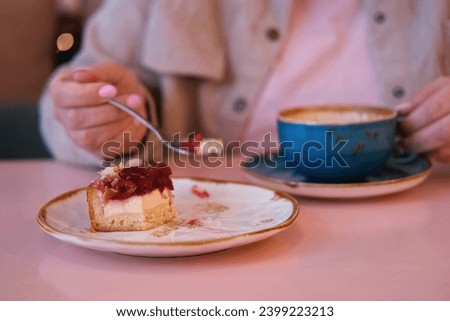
top-left (86, 162), bottom-right (176, 232)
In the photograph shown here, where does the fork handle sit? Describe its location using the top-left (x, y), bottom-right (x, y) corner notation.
top-left (108, 98), bottom-right (191, 156)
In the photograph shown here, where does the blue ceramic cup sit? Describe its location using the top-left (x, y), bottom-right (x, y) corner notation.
top-left (277, 105), bottom-right (397, 182)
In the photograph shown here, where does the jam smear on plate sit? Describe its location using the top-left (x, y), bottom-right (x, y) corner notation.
top-left (191, 184), bottom-right (210, 198)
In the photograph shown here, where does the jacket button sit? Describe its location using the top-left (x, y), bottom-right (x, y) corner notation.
top-left (373, 11), bottom-right (386, 24)
top-left (392, 86), bottom-right (405, 99)
top-left (265, 27), bottom-right (280, 41)
top-left (232, 97), bottom-right (247, 113)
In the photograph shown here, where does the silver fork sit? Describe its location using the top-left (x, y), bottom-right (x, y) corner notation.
top-left (109, 98), bottom-right (223, 156)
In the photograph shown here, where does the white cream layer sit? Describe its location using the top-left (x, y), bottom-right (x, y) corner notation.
top-left (100, 189), bottom-right (171, 217)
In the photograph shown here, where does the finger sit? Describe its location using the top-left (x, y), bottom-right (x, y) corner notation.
top-left (51, 80), bottom-right (118, 108)
top-left (394, 77), bottom-right (450, 115)
top-left (401, 113), bottom-right (450, 153)
top-left (399, 85), bottom-right (450, 135)
top-left (124, 94), bottom-right (147, 126)
top-left (57, 102), bottom-right (128, 130)
top-left (68, 118), bottom-right (133, 151)
top-left (394, 102), bottom-right (413, 115)
top-left (81, 61), bottom-right (130, 85)
top-left (57, 94), bottom-right (145, 130)
top-left (56, 95), bottom-right (145, 130)
top-left (72, 69), bottom-right (98, 83)
top-left (430, 144), bottom-right (450, 163)
top-left (412, 77), bottom-right (449, 108)
top-left (68, 115), bottom-right (147, 154)
top-left (126, 94), bottom-right (143, 109)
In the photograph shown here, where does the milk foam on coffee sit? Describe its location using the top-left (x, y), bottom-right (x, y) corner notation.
top-left (280, 106), bottom-right (394, 125)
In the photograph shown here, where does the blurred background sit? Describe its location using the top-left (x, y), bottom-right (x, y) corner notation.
top-left (0, 0), bottom-right (101, 159)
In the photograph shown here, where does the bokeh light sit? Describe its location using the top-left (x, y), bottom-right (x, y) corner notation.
top-left (56, 32), bottom-right (74, 51)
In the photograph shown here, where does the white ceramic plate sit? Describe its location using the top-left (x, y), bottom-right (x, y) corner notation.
top-left (242, 154), bottom-right (432, 199)
top-left (37, 178), bottom-right (299, 257)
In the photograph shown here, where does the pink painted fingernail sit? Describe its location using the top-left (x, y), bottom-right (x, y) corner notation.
top-left (98, 85), bottom-right (117, 98)
top-left (126, 94), bottom-right (142, 108)
top-left (394, 102), bottom-right (411, 114)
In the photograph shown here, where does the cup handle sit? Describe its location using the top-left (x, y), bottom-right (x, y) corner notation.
top-left (394, 114), bottom-right (417, 164)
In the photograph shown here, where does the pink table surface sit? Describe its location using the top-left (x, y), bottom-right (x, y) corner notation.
top-left (1, 158), bottom-right (449, 301)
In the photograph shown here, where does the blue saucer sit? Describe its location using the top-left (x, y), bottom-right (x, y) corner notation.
top-left (241, 154), bottom-right (432, 199)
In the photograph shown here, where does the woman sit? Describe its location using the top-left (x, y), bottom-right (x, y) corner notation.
top-left (40, 0), bottom-right (450, 165)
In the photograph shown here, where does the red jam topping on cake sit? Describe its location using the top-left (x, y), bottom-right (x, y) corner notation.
top-left (90, 163), bottom-right (174, 202)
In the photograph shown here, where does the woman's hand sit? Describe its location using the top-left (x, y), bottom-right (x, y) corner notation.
top-left (396, 76), bottom-right (450, 163)
top-left (49, 61), bottom-right (148, 158)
